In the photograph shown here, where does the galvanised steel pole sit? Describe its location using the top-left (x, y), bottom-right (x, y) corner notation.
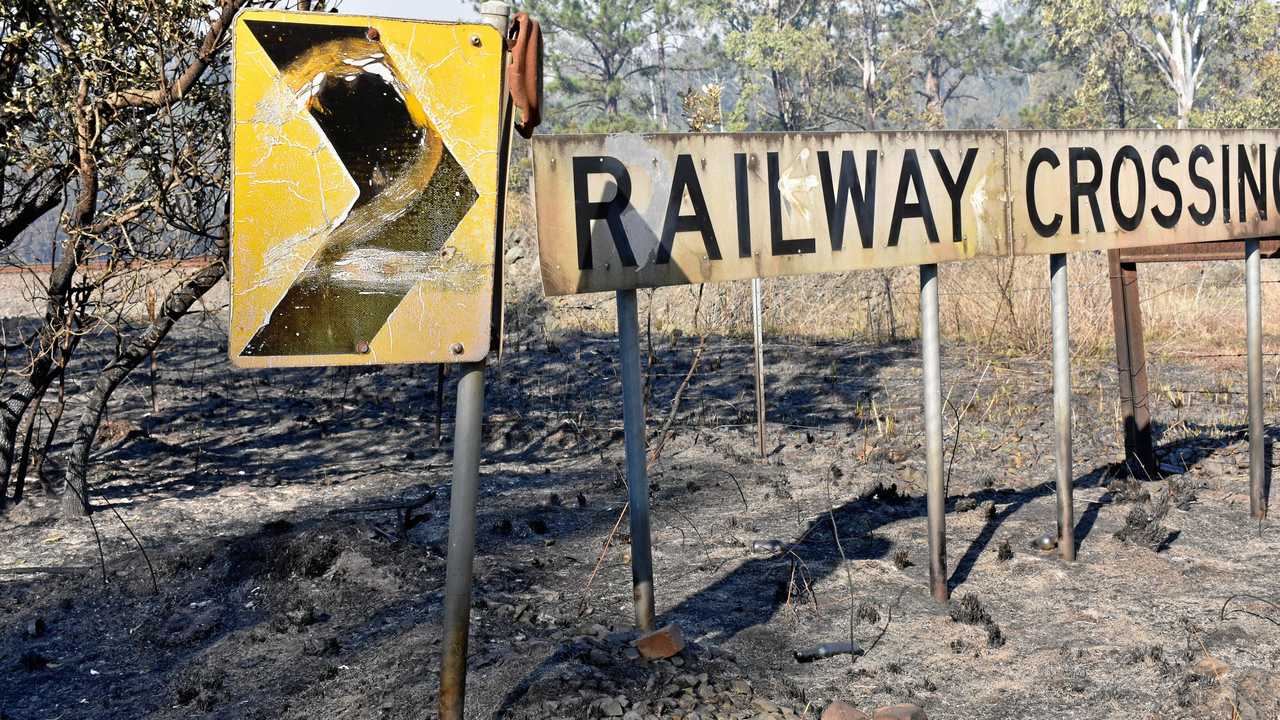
top-left (617, 288), bottom-right (656, 631)
top-left (1246, 239), bottom-right (1267, 519)
top-left (1050, 253), bottom-right (1075, 561)
top-left (752, 277), bottom-right (767, 459)
top-left (439, 6), bottom-right (509, 718)
top-left (920, 264), bottom-right (948, 603)
top-left (438, 360), bottom-right (487, 720)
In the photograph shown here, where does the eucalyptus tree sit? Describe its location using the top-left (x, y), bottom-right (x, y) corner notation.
top-left (0, 0), bottom-right (284, 516)
top-left (523, 0), bottom-right (660, 127)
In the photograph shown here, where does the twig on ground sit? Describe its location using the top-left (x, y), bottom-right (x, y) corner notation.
top-left (62, 479), bottom-right (108, 585)
top-left (95, 490), bottom-right (159, 594)
top-left (1220, 594), bottom-right (1280, 628)
top-left (701, 468), bottom-right (748, 510)
top-left (863, 588), bottom-right (907, 660)
top-left (659, 503), bottom-right (714, 566)
top-left (0, 566), bottom-right (92, 575)
top-left (578, 502), bottom-right (629, 617)
top-left (327, 491), bottom-right (436, 515)
top-left (825, 467), bottom-right (858, 666)
top-left (649, 285), bottom-right (706, 463)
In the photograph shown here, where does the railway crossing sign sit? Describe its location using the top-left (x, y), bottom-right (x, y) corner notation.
top-left (533, 130), bottom-right (1280, 295)
top-left (229, 10), bottom-right (506, 367)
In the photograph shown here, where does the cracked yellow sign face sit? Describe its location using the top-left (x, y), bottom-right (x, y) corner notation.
top-left (230, 9), bottom-right (503, 367)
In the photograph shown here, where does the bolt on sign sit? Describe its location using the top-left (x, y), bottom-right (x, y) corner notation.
top-left (229, 10), bottom-right (504, 367)
top-left (1009, 130), bottom-right (1280, 256)
top-left (532, 132), bottom-right (1011, 295)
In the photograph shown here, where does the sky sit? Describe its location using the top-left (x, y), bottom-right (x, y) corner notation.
top-left (336, 0), bottom-right (476, 21)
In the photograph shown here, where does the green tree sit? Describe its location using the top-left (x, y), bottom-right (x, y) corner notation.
top-left (0, 0), bottom-right (277, 516)
top-left (1024, 0), bottom-right (1172, 128)
top-left (885, 0), bottom-right (997, 128)
top-left (1122, 0), bottom-right (1269, 128)
top-left (1024, 0), bottom-right (1271, 129)
top-left (524, 0), bottom-right (659, 128)
top-left (1192, 0), bottom-right (1280, 128)
top-left (695, 0), bottom-right (854, 131)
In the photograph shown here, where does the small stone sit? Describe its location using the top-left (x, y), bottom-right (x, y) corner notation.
top-left (752, 698), bottom-right (781, 714)
top-left (977, 500), bottom-right (996, 520)
top-left (1031, 533), bottom-right (1057, 552)
top-left (635, 624), bottom-right (685, 660)
top-left (955, 497), bottom-right (977, 512)
top-left (25, 617), bottom-right (45, 638)
top-left (822, 701), bottom-right (871, 720)
top-left (302, 636), bottom-right (340, 657)
top-left (598, 698), bottom-right (624, 716)
top-left (1191, 654), bottom-right (1230, 679)
top-left (872, 704), bottom-right (927, 720)
top-left (285, 605), bottom-right (320, 628)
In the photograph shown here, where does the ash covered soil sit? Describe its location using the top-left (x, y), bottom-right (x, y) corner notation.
top-left (1, 316), bottom-right (1278, 720)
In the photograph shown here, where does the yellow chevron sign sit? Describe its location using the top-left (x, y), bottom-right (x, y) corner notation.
top-left (229, 9), bottom-right (504, 368)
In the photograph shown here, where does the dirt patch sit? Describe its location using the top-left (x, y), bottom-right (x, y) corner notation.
top-left (1, 319), bottom-right (1278, 719)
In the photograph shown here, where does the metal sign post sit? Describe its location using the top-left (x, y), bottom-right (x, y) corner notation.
top-left (228, 4), bottom-right (533, 717)
top-left (438, 360), bottom-right (487, 719)
top-left (1246, 239), bottom-right (1267, 519)
top-left (920, 264), bottom-right (948, 603)
top-left (751, 277), bottom-right (767, 458)
top-left (1050, 253), bottom-right (1075, 560)
top-left (531, 129), bottom-right (1280, 603)
top-left (617, 288), bottom-right (656, 631)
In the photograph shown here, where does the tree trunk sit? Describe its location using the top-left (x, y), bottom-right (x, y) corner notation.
top-left (34, 381), bottom-right (66, 496)
top-left (924, 61), bottom-right (943, 126)
top-left (63, 239), bottom-right (227, 519)
top-left (10, 388), bottom-right (47, 504)
top-left (656, 26), bottom-right (670, 130)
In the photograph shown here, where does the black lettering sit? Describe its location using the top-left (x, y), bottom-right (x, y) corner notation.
top-left (888, 150), bottom-right (939, 246)
top-left (657, 154), bottom-right (721, 264)
top-left (930, 148), bottom-right (978, 243)
top-left (1069, 146), bottom-right (1105, 234)
top-left (1222, 144), bottom-right (1231, 223)
top-left (767, 152), bottom-right (816, 255)
top-left (1238, 143), bottom-right (1267, 222)
top-left (1110, 145), bottom-right (1146, 232)
top-left (1189, 144), bottom-right (1216, 226)
top-left (1274, 145), bottom-right (1280, 217)
top-left (817, 150), bottom-right (877, 251)
top-left (1151, 145), bottom-right (1182, 229)
top-left (735, 153), bottom-right (752, 258)
top-left (1026, 147), bottom-right (1063, 237)
top-left (573, 156), bottom-right (635, 269)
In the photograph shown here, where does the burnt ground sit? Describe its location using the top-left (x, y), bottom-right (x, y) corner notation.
top-left (1, 315), bottom-right (1278, 720)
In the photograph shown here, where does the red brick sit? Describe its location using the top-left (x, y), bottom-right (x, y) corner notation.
top-left (633, 624), bottom-right (685, 659)
top-left (873, 704), bottom-right (928, 720)
top-left (822, 700), bottom-right (872, 720)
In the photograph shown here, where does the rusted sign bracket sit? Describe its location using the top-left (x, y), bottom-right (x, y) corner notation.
top-left (1112, 238), bottom-right (1271, 518)
top-left (1108, 251), bottom-right (1158, 476)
